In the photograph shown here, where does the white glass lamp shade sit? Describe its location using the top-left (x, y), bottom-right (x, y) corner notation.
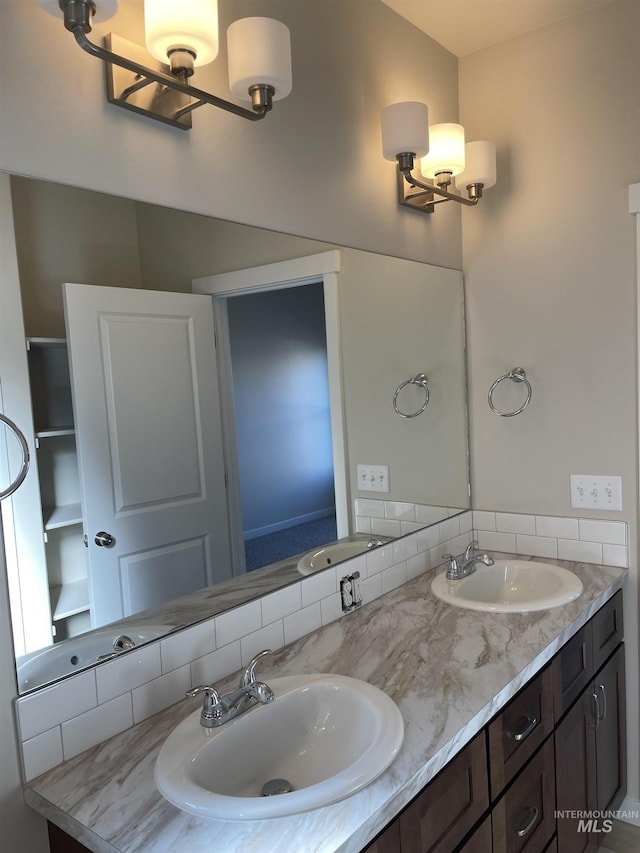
top-left (381, 102), bottom-right (429, 161)
top-left (456, 141), bottom-right (497, 189)
top-left (227, 18), bottom-right (292, 102)
top-left (420, 124), bottom-right (465, 178)
top-left (145, 0), bottom-right (219, 67)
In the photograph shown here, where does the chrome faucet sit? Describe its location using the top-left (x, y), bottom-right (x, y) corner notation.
top-left (443, 540), bottom-right (494, 581)
top-left (96, 634), bottom-right (136, 662)
top-left (187, 649), bottom-right (275, 728)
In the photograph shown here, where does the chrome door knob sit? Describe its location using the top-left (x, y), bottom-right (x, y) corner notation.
top-left (94, 531), bottom-right (116, 547)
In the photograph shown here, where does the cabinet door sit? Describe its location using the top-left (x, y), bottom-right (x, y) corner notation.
top-left (399, 732), bottom-right (489, 853)
top-left (555, 691), bottom-right (598, 853)
top-left (595, 644), bottom-right (626, 813)
top-left (591, 591), bottom-right (623, 674)
top-left (552, 623), bottom-right (593, 721)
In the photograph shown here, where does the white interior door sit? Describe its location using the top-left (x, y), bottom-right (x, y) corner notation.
top-left (63, 283), bottom-right (231, 628)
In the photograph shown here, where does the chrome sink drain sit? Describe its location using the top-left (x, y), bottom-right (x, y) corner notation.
top-left (261, 778), bottom-right (293, 796)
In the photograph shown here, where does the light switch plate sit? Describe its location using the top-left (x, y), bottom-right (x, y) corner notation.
top-left (357, 464), bottom-right (390, 493)
top-left (570, 474), bottom-right (622, 511)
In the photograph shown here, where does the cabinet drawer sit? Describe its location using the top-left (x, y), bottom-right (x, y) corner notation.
top-left (552, 623), bottom-right (593, 720)
top-left (592, 590), bottom-right (623, 674)
top-left (488, 665), bottom-right (554, 799)
top-left (492, 736), bottom-right (556, 853)
top-left (399, 732), bottom-right (489, 853)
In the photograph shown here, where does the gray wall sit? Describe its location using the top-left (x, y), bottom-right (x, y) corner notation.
top-left (460, 0), bottom-right (640, 800)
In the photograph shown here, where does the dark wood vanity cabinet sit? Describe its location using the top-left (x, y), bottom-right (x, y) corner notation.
top-left (554, 591), bottom-right (626, 853)
top-left (363, 591), bottom-right (625, 853)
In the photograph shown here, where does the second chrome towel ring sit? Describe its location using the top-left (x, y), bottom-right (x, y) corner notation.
top-left (0, 414), bottom-right (30, 501)
top-left (393, 373), bottom-right (429, 418)
top-left (488, 367), bottom-right (532, 417)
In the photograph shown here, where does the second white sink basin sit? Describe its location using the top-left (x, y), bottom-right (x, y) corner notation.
top-left (155, 673), bottom-right (404, 820)
top-left (431, 560), bottom-right (583, 613)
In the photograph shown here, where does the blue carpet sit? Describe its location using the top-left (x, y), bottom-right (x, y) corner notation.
top-left (245, 514), bottom-right (338, 571)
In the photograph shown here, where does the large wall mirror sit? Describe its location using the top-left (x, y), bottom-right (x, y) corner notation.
top-left (0, 174), bottom-right (469, 695)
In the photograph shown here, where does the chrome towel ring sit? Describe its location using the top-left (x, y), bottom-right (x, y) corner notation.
top-left (393, 373), bottom-right (429, 418)
top-left (488, 367), bottom-right (532, 417)
top-left (0, 414), bottom-right (30, 500)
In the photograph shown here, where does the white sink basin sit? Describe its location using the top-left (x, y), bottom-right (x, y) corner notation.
top-left (431, 560), bottom-right (583, 613)
top-left (297, 538), bottom-right (386, 575)
top-left (16, 624), bottom-right (173, 692)
top-left (155, 673), bottom-right (404, 820)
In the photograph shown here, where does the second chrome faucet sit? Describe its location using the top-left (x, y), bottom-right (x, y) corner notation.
top-left (187, 649), bottom-right (275, 728)
top-left (443, 540), bottom-right (494, 581)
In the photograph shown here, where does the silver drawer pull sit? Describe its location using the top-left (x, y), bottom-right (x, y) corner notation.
top-left (515, 805), bottom-right (539, 838)
top-left (509, 713), bottom-right (538, 742)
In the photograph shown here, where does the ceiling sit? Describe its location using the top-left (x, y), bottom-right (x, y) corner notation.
top-left (380, 0), bottom-right (612, 57)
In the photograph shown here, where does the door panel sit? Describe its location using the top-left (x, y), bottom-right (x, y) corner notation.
top-left (64, 283), bottom-right (232, 628)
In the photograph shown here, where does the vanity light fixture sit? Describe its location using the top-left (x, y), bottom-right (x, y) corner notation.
top-left (37, 0), bottom-right (293, 130)
top-left (381, 102), bottom-right (496, 214)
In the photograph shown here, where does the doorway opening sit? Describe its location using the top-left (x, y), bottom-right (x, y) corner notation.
top-left (225, 283), bottom-right (336, 571)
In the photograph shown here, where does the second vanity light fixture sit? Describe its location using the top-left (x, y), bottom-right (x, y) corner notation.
top-left (37, 0), bottom-right (293, 130)
top-left (381, 102), bottom-right (496, 214)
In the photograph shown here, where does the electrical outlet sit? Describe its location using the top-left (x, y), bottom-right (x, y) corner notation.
top-left (357, 464), bottom-right (390, 493)
top-left (570, 474), bottom-right (622, 511)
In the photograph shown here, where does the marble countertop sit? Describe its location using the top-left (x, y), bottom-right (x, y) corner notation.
top-left (24, 556), bottom-right (626, 853)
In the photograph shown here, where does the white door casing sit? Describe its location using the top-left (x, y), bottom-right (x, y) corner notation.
top-left (64, 283), bottom-right (231, 627)
top-left (192, 251), bottom-right (348, 571)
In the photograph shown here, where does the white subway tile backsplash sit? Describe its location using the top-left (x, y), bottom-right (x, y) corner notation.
top-left (132, 665), bottom-right (192, 724)
top-left (361, 572), bottom-right (383, 603)
top-left (284, 603), bottom-right (322, 645)
top-left (385, 502), bottom-right (416, 521)
top-left (557, 539), bottom-right (603, 564)
top-left (16, 504), bottom-right (625, 788)
top-left (439, 517), bottom-right (460, 542)
top-left (160, 621), bottom-right (215, 674)
top-left (62, 694), bottom-right (133, 761)
top-left (473, 510), bottom-right (496, 531)
top-left (17, 671), bottom-right (97, 741)
top-left (602, 544), bottom-right (629, 568)
top-left (240, 621), bottom-right (285, 664)
top-left (515, 534), bottom-right (558, 559)
top-left (393, 534), bottom-right (418, 563)
top-left (301, 567), bottom-right (337, 607)
top-left (415, 505), bottom-right (450, 525)
top-left (191, 641), bottom-right (242, 687)
top-left (381, 562), bottom-right (408, 594)
top-left (215, 600), bottom-right (262, 647)
top-left (22, 728), bottom-right (63, 782)
top-left (400, 521), bottom-right (426, 534)
top-left (96, 643), bottom-right (162, 705)
top-left (261, 583), bottom-right (302, 625)
top-left (578, 520), bottom-right (626, 546)
top-left (366, 543), bottom-right (395, 577)
top-left (355, 516), bottom-right (372, 534)
top-left (371, 518), bottom-right (402, 537)
top-left (496, 513), bottom-right (536, 535)
top-left (355, 498), bottom-right (385, 518)
top-left (417, 525), bottom-right (441, 552)
top-left (477, 531), bottom-right (517, 553)
top-left (535, 516), bottom-right (579, 540)
top-left (406, 551), bottom-right (430, 581)
top-left (320, 593), bottom-right (344, 625)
